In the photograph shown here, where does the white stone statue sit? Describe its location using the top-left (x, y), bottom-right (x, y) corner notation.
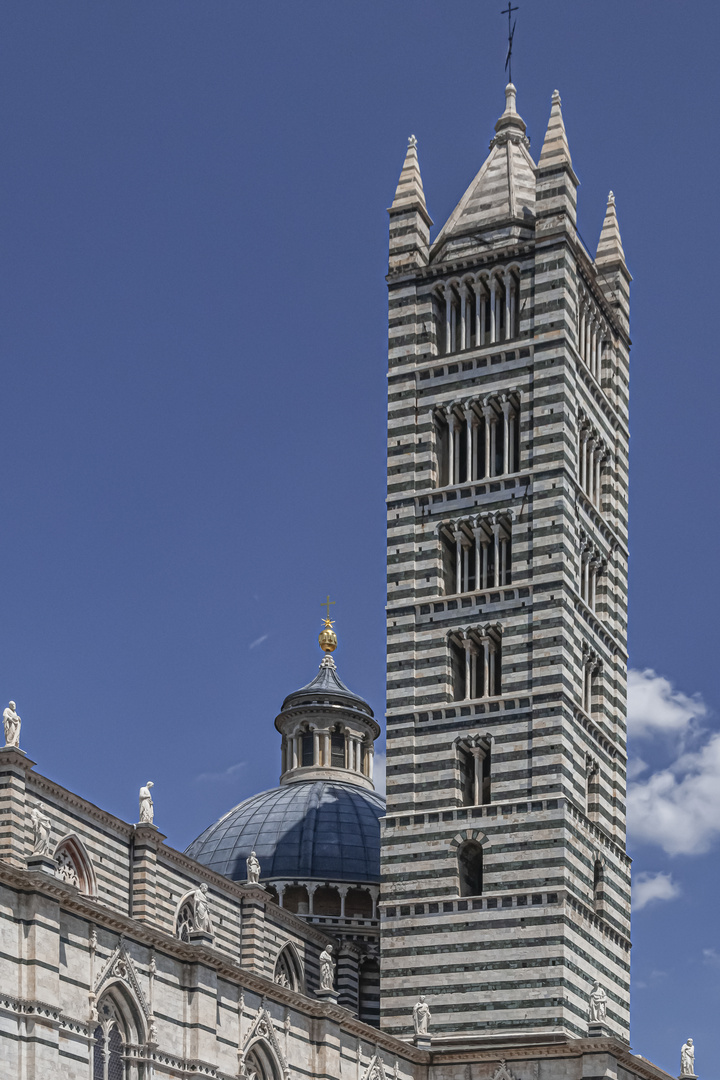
top-left (193, 883), bottom-right (211, 933)
top-left (246, 851), bottom-right (260, 884)
top-left (588, 980), bottom-right (607, 1023)
top-left (413, 994), bottom-right (431, 1035)
top-left (680, 1038), bottom-right (695, 1076)
top-left (138, 781), bottom-right (154, 824)
top-left (319, 944), bottom-right (334, 990)
top-left (29, 805), bottom-right (52, 856)
top-left (3, 701), bottom-right (21, 748)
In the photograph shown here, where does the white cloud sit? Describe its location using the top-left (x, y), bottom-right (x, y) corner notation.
top-left (194, 761), bottom-right (246, 784)
top-left (632, 871), bottom-right (681, 911)
top-left (702, 948), bottom-right (720, 968)
top-left (628, 731), bottom-right (720, 855)
top-left (627, 668), bottom-right (706, 738)
top-left (373, 751), bottom-right (386, 797)
top-left (249, 634), bottom-right (269, 649)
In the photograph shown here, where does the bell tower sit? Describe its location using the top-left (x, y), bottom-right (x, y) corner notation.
top-left (381, 85), bottom-right (632, 1043)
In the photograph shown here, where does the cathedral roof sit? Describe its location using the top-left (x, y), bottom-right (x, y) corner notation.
top-left (430, 84), bottom-right (536, 258)
top-left (185, 779), bottom-right (384, 884)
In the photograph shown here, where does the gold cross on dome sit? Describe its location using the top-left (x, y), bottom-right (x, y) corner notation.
top-left (321, 595), bottom-right (336, 625)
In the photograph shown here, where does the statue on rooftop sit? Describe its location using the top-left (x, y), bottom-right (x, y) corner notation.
top-left (680, 1039), bottom-right (695, 1076)
top-left (319, 944), bottom-right (335, 990)
top-left (588, 981), bottom-right (607, 1023)
top-left (3, 701), bottom-right (21, 749)
top-left (139, 781), bottom-right (154, 825)
top-left (413, 994), bottom-right (431, 1036)
top-left (246, 851), bottom-right (260, 884)
top-left (29, 805), bottom-right (52, 856)
top-left (193, 883), bottom-right (211, 933)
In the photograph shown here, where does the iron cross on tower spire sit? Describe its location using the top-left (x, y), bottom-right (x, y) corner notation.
top-left (501, 3), bottom-right (518, 83)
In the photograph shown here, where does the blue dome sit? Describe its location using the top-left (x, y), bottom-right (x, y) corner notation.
top-left (185, 780), bottom-right (385, 883)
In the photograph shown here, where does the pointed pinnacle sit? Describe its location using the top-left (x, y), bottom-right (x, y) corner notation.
top-left (538, 88), bottom-right (573, 170)
top-left (596, 189), bottom-right (626, 266)
top-left (389, 134), bottom-right (431, 222)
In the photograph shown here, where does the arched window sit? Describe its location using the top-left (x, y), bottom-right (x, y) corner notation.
top-left (282, 885), bottom-right (309, 915)
top-left (93, 988), bottom-right (146, 1080)
top-left (273, 944), bottom-right (303, 992)
top-left (301, 731), bottom-right (314, 767)
top-left (330, 727), bottom-right (346, 768)
top-left (312, 886), bottom-right (340, 916)
top-left (244, 1040), bottom-right (282, 1080)
top-left (177, 901), bottom-right (194, 942)
top-left (457, 840), bottom-right (483, 897)
top-left (54, 834), bottom-right (97, 896)
top-left (593, 859), bottom-right (604, 909)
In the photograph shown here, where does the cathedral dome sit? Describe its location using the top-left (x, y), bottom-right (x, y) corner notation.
top-left (185, 778), bottom-right (384, 883)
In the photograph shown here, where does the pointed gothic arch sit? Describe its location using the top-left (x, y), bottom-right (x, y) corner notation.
top-left (93, 979), bottom-right (148, 1079)
top-left (243, 1039), bottom-right (283, 1080)
top-left (53, 833), bottom-right (97, 896)
top-left (273, 942), bottom-right (304, 992)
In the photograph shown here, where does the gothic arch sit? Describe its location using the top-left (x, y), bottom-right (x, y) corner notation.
top-left (243, 1038), bottom-right (283, 1080)
top-left (273, 942), bottom-right (304, 992)
top-left (93, 979), bottom-right (149, 1079)
top-left (53, 833), bottom-right (97, 896)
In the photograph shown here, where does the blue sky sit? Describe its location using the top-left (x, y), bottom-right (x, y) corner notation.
top-left (0, 1), bottom-right (718, 1072)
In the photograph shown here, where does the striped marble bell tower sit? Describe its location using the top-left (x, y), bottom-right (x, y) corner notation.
top-left (381, 85), bottom-right (632, 1043)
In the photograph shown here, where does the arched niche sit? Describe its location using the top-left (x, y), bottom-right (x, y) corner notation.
top-left (54, 833), bottom-right (97, 897)
top-left (273, 942), bottom-right (304, 993)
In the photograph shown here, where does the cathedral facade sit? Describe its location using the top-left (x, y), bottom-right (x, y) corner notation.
top-left (0, 83), bottom-right (678, 1080)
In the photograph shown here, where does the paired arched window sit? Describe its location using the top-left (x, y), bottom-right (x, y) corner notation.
top-left (92, 987), bottom-right (147, 1080)
top-left (457, 840), bottom-right (483, 897)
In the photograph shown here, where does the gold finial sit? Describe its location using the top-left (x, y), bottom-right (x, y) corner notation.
top-left (319, 595), bottom-right (337, 653)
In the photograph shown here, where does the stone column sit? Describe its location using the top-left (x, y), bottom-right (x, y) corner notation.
top-left (313, 728), bottom-right (321, 766)
top-left (446, 408), bottom-right (455, 486)
top-left (308, 884), bottom-right (318, 916)
top-left (454, 529), bottom-right (463, 593)
top-left (465, 406), bottom-right (474, 482)
top-left (459, 285), bottom-right (470, 351)
top-left (578, 298), bottom-right (586, 361)
top-left (323, 730), bottom-right (330, 767)
top-left (481, 637), bottom-right (490, 698)
top-left (463, 640), bottom-right (472, 700)
top-left (489, 278), bottom-right (497, 343)
top-left (483, 406), bottom-right (494, 477)
top-left (595, 451), bottom-right (603, 508)
top-left (580, 429), bottom-right (588, 490)
top-left (504, 270), bottom-right (513, 341)
top-left (444, 285), bottom-right (453, 355)
top-left (427, 410), bottom-right (438, 488)
top-left (492, 522), bottom-right (502, 588)
top-left (586, 439), bottom-right (596, 500)
top-left (501, 398), bottom-right (513, 475)
top-left (473, 282), bottom-right (484, 347)
top-left (481, 539), bottom-right (489, 590)
top-left (339, 885), bottom-right (348, 917)
top-left (472, 747), bottom-right (485, 806)
top-left (367, 745), bottom-right (374, 781)
top-left (508, 411), bottom-right (516, 473)
top-left (489, 642), bottom-right (497, 697)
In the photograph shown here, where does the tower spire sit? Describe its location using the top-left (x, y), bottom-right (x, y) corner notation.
top-left (536, 88), bottom-right (579, 231)
top-left (388, 135), bottom-right (432, 273)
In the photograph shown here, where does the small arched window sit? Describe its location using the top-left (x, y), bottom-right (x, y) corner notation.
top-left (177, 901), bottom-right (194, 942)
top-left (301, 731), bottom-right (314, 767)
top-left (274, 944), bottom-right (303, 992)
top-left (457, 840), bottom-right (483, 897)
